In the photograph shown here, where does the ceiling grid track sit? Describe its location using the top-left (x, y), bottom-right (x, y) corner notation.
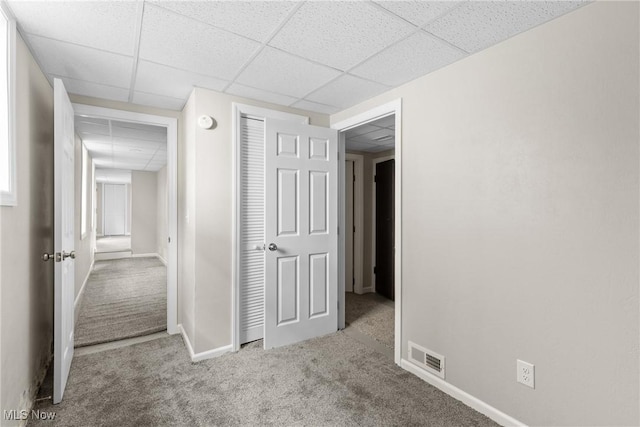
top-left (221, 1), bottom-right (306, 94)
top-left (127, 0), bottom-right (146, 103)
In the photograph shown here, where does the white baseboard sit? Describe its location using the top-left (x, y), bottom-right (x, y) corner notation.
top-left (400, 359), bottom-right (526, 427)
top-left (132, 252), bottom-right (159, 258)
top-left (360, 287), bottom-right (374, 294)
top-left (156, 254), bottom-right (167, 266)
top-left (95, 251), bottom-right (131, 261)
top-left (177, 324), bottom-right (233, 363)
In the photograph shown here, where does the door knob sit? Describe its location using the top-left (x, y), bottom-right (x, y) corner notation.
top-left (268, 243), bottom-right (278, 252)
top-left (62, 250), bottom-right (75, 260)
top-left (42, 253), bottom-right (54, 262)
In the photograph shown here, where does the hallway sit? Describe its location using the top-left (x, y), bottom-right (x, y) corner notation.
top-left (74, 257), bottom-right (167, 348)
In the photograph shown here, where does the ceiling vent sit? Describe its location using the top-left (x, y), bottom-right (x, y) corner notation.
top-left (408, 341), bottom-right (445, 379)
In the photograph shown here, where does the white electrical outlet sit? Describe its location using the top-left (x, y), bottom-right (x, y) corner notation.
top-left (517, 360), bottom-right (535, 388)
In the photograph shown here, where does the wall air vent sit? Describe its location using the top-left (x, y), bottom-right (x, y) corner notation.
top-left (408, 341), bottom-right (445, 379)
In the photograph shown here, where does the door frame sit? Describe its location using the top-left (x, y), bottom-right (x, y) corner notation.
top-left (371, 154), bottom-right (395, 295)
top-left (345, 153), bottom-right (364, 294)
top-left (332, 99), bottom-right (402, 365)
top-left (72, 103), bottom-right (179, 335)
top-left (231, 103), bottom-right (309, 352)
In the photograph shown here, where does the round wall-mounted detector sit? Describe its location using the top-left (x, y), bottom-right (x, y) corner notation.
top-left (198, 115), bottom-right (215, 129)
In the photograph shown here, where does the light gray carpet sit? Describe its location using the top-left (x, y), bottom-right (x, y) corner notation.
top-left (345, 292), bottom-right (395, 349)
top-left (32, 333), bottom-right (497, 427)
top-left (95, 236), bottom-right (131, 253)
top-left (74, 257), bottom-right (166, 348)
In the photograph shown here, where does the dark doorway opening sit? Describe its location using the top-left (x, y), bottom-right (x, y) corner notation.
top-left (375, 159), bottom-right (395, 301)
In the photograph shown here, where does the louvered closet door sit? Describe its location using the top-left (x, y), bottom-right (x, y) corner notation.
top-left (239, 116), bottom-right (265, 344)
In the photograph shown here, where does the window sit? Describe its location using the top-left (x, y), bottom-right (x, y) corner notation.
top-left (0, 4), bottom-right (16, 206)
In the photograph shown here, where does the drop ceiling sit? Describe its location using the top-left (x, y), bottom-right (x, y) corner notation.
top-left (346, 115), bottom-right (395, 153)
top-left (7, 1), bottom-right (587, 114)
top-left (76, 116), bottom-right (167, 171)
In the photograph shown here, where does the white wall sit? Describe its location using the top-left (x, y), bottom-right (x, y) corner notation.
top-left (180, 88), bottom-right (329, 353)
top-left (131, 171), bottom-right (157, 254)
top-left (0, 34), bottom-right (54, 426)
top-left (73, 133), bottom-right (95, 303)
top-left (156, 166), bottom-right (168, 262)
top-left (332, 2), bottom-right (639, 425)
top-left (179, 93), bottom-right (196, 344)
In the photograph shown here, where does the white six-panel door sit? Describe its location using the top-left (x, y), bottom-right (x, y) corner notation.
top-left (264, 119), bottom-right (338, 349)
top-left (53, 79), bottom-right (75, 404)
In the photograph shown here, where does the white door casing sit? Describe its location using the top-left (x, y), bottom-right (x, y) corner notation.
top-left (239, 116), bottom-right (266, 344)
top-left (53, 79), bottom-right (75, 404)
top-left (264, 119), bottom-right (338, 349)
top-left (345, 160), bottom-right (354, 293)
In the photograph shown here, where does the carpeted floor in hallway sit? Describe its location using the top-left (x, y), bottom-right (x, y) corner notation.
top-left (95, 236), bottom-right (131, 253)
top-left (345, 292), bottom-right (395, 349)
top-left (74, 257), bottom-right (166, 347)
top-left (31, 332), bottom-right (497, 427)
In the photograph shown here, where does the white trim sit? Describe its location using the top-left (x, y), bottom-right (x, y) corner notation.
top-left (400, 360), bottom-right (527, 427)
top-left (0, 3), bottom-right (17, 206)
top-left (156, 254), bottom-right (167, 266)
top-left (371, 154), bottom-right (395, 296)
top-left (72, 104), bottom-right (179, 335)
top-left (332, 99), bottom-right (402, 365)
top-left (131, 252), bottom-right (159, 258)
top-left (178, 324), bottom-right (233, 362)
top-left (345, 153), bottom-right (364, 294)
top-left (231, 102), bottom-right (309, 352)
top-left (337, 132), bottom-right (346, 329)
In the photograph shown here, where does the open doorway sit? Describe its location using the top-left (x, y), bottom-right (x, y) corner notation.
top-left (341, 115), bottom-right (396, 357)
top-left (72, 107), bottom-right (178, 349)
top-left (334, 100), bottom-right (402, 364)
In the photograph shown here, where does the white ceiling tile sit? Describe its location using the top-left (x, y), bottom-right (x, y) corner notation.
top-left (350, 128), bottom-right (395, 145)
top-left (150, 1), bottom-right (299, 43)
top-left (236, 47), bottom-right (341, 98)
top-left (7, 1), bottom-right (138, 55)
top-left (344, 124), bottom-right (382, 138)
top-left (28, 35), bottom-right (132, 88)
top-left (76, 121), bottom-right (110, 137)
top-left (269, 1), bottom-right (414, 71)
top-left (226, 83), bottom-right (298, 107)
top-left (111, 120), bottom-right (166, 135)
top-left (373, 1), bottom-right (463, 28)
top-left (139, 5), bottom-right (261, 80)
top-left (291, 100), bottom-right (340, 115)
top-left (135, 60), bottom-right (228, 100)
top-left (306, 75), bottom-right (389, 109)
top-left (351, 32), bottom-right (466, 87)
top-left (132, 92), bottom-right (186, 111)
top-left (54, 76), bottom-right (129, 103)
top-left (369, 144), bottom-right (395, 153)
top-left (424, 1), bottom-right (585, 53)
top-left (345, 141), bottom-right (378, 152)
top-left (111, 126), bottom-right (166, 143)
